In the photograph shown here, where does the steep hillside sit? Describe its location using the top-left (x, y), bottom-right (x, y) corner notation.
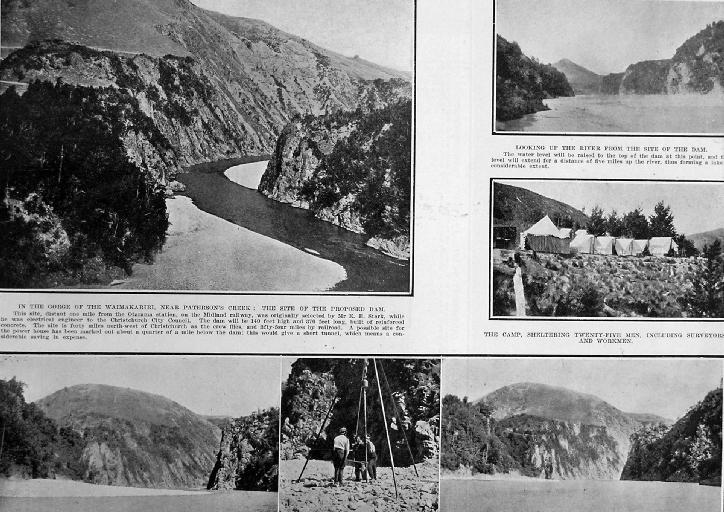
top-left (619, 59), bottom-right (671, 95)
top-left (207, 408), bottom-right (279, 492)
top-left (553, 59), bottom-right (603, 94)
top-left (281, 359), bottom-right (440, 466)
top-left (667, 21), bottom-right (724, 94)
top-left (493, 182), bottom-right (589, 231)
top-left (496, 35), bottom-right (574, 122)
top-left (480, 383), bottom-right (640, 433)
top-left (442, 383), bottom-right (669, 480)
top-left (2, 0), bottom-right (411, 154)
top-left (622, 388), bottom-right (722, 485)
top-left (36, 384), bottom-right (221, 489)
top-left (688, 227), bottom-right (724, 252)
top-left (260, 99), bottom-right (412, 259)
top-left (0, 78), bottom-right (170, 288)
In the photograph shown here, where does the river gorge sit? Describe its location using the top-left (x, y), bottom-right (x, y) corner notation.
top-left (118, 159), bottom-right (410, 293)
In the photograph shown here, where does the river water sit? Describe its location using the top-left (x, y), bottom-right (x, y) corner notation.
top-left (121, 158), bottom-right (410, 293)
top-left (442, 479), bottom-right (721, 512)
top-left (498, 94), bottom-right (724, 134)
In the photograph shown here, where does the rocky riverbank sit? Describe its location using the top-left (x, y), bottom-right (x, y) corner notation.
top-left (279, 458), bottom-right (439, 512)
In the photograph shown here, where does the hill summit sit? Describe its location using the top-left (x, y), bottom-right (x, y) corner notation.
top-left (36, 384), bottom-right (220, 489)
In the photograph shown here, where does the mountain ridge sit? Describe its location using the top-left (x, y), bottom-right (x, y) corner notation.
top-left (493, 182), bottom-right (589, 231)
top-left (35, 383), bottom-right (221, 489)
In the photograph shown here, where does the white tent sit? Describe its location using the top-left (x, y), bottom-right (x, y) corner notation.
top-left (631, 239), bottom-right (649, 255)
top-left (614, 238), bottom-right (634, 256)
top-left (520, 215), bottom-right (567, 249)
top-left (649, 237), bottom-right (678, 257)
top-left (558, 228), bottom-right (572, 239)
top-left (523, 215), bottom-right (566, 237)
top-left (571, 232), bottom-right (595, 254)
top-left (594, 236), bottom-right (615, 255)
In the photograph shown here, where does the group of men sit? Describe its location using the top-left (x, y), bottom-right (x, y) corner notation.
top-left (332, 427), bottom-right (377, 486)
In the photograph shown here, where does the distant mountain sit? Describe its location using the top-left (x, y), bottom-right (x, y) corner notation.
top-left (496, 35), bottom-right (574, 122)
top-left (553, 59), bottom-right (603, 95)
top-left (36, 384), bottom-right (221, 489)
top-left (687, 228), bottom-right (724, 252)
top-left (493, 182), bottom-right (589, 232)
top-left (557, 21), bottom-right (724, 96)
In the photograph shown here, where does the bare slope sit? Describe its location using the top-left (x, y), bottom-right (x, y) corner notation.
top-left (2, 0), bottom-right (411, 155)
top-left (493, 182), bottom-right (589, 230)
top-left (36, 384), bottom-right (221, 489)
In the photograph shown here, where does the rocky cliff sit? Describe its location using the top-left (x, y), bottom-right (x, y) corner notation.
top-left (495, 414), bottom-right (628, 479)
top-left (667, 21), bottom-right (724, 94)
top-left (259, 98), bottom-right (412, 259)
top-left (442, 383), bottom-right (668, 480)
top-left (36, 384), bottom-right (221, 489)
top-left (207, 408), bottom-right (279, 492)
top-left (2, 0), bottom-right (410, 156)
top-left (281, 359), bottom-right (440, 467)
top-left (622, 388), bottom-right (722, 485)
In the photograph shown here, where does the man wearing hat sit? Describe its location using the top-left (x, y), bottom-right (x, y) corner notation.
top-left (332, 427), bottom-right (350, 486)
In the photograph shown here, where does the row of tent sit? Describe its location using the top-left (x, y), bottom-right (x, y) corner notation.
top-left (519, 215), bottom-right (679, 256)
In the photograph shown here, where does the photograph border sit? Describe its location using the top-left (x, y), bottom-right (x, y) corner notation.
top-left (0, 2), bottom-right (418, 298)
top-left (488, 177), bottom-right (724, 322)
top-left (490, 0), bottom-right (724, 138)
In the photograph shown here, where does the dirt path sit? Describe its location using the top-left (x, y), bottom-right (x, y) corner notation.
top-left (279, 458), bottom-right (438, 512)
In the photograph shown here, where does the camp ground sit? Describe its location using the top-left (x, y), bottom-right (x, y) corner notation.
top-left (493, 215), bottom-right (682, 258)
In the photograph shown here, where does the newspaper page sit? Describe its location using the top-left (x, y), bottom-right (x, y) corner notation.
top-left (0, 0), bottom-right (722, 512)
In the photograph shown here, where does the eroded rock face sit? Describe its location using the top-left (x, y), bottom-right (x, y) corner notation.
top-left (36, 384), bottom-right (221, 489)
top-left (259, 97), bottom-right (412, 260)
top-left (207, 408), bottom-right (280, 492)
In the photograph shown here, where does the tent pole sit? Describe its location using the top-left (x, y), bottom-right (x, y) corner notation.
top-left (379, 360), bottom-right (419, 478)
top-left (296, 396), bottom-right (337, 483)
top-left (363, 360), bottom-right (369, 481)
top-left (373, 359), bottom-right (398, 499)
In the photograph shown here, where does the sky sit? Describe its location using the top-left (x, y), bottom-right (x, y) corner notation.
top-left (0, 355), bottom-right (280, 417)
top-left (499, 180), bottom-right (724, 235)
top-left (496, 0), bottom-right (724, 74)
top-left (444, 358), bottom-right (722, 420)
top-left (192, 0), bottom-right (414, 71)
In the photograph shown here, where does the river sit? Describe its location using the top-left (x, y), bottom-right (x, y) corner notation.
top-left (120, 158), bottom-right (410, 293)
top-left (441, 479), bottom-right (721, 512)
top-left (497, 94), bottom-right (724, 134)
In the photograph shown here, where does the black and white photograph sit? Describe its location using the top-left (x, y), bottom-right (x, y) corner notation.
top-left (491, 179), bottom-right (724, 318)
top-left (494, 0), bottom-right (724, 134)
top-left (0, 0), bottom-right (414, 293)
top-left (0, 355), bottom-right (281, 512)
top-left (441, 357), bottom-right (723, 512)
top-left (278, 357), bottom-right (440, 512)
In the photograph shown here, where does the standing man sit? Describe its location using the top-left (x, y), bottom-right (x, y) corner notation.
top-left (332, 427), bottom-right (350, 486)
top-left (365, 434), bottom-right (377, 481)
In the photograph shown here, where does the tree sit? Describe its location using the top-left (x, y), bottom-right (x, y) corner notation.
top-left (648, 201), bottom-right (677, 238)
top-left (605, 210), bottom-right (624, 237)
top-left (622, 208), bottom-right (650, 239)
top-left (680, 240), bottom-right (724, 318)
top-left (675, 234), bottom-right (698, 257)
top-left (586, 206), bottom-right (607, 236)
